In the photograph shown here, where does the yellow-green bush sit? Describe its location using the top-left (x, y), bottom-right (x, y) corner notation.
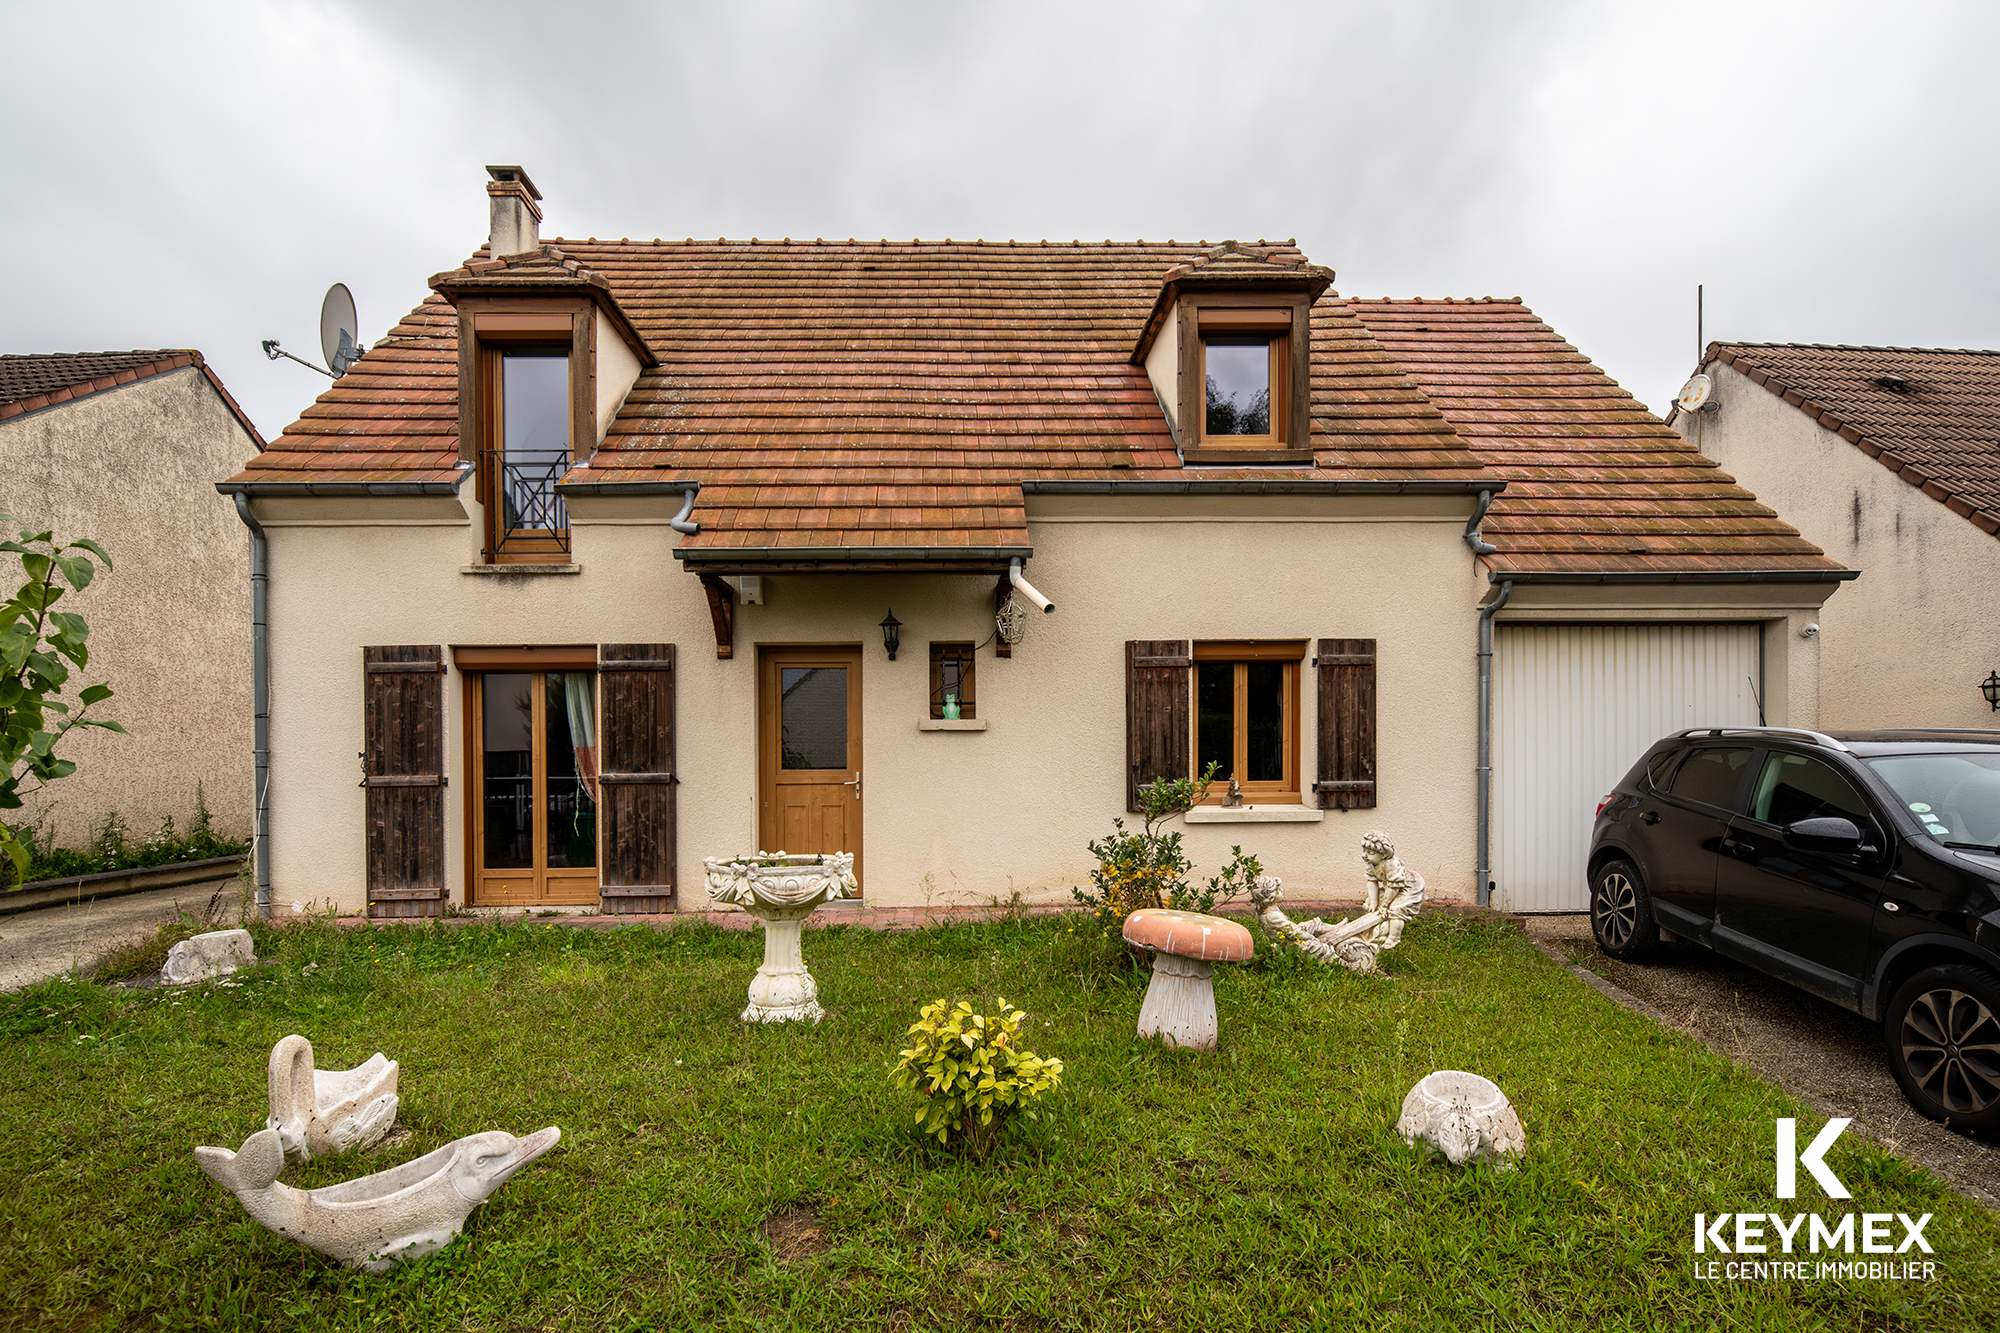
top-left (890, 997), bottom-right (1063, 1158)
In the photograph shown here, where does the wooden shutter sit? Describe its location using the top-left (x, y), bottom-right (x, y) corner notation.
top-left (1315, 638), bottom-right (1377, 810)
top-left (362, 646), bottom-right (446, 918)
top-left (598, 643), bottom-right (676, 913)
top-left (1127, 640), bottom-right (1191, 812)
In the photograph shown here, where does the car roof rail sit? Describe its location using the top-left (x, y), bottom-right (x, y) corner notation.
top-left (1671, 726), bottom-right (1851, 753)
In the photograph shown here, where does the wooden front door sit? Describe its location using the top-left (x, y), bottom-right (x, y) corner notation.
top-left (758, 646), bottom-right (862, 887)
top-left (469, 671), bottom-right (601, 906)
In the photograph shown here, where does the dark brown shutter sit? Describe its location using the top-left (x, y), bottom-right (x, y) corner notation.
top-left (362, 646), bottom-right (446, 918)
top-left (1315, 638), bottom-right (1377, 810)
top-left (1127, 640), bottom-right (1191, 812)
top-left (598, 643), bottom-right (676, 913)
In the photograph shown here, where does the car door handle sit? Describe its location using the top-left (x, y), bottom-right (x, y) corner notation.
top-left (1720, 837), bottom-right (1751, 858)
top-left (1640, 811), bottom-right (1661, 825)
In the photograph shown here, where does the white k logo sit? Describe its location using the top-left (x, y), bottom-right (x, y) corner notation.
top-left (1776, 1117), bottom-right (1852, 1199)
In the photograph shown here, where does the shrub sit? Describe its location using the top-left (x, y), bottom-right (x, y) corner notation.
top-left (1070, 762), bottom-right (1264, 934)
top-left (890, 997), bottom-right (1064, 1158)
top-left (6, 786), bottom-right (249, 888)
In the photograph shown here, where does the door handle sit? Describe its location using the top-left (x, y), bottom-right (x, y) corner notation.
top-left (1640, 811), bottom-right (1661, 826)
top-left (842, 774), bottom-right (861, 800)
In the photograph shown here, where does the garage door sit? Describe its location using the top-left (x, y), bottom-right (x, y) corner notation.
top-left (1494, 623), bottom-right (1763, 913)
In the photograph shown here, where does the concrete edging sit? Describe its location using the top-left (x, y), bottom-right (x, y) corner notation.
top-left (0, 856), bottom-right (246, 918)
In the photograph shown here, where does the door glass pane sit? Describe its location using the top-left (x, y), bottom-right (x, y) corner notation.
top-left (500, 350), bottom-right (570, 531)
top-left (1245, 662), bottom-right (1284, 782)
top-left (1752, 753), bottom-right (1871, 831)
top-left (780, 667), bottom-right (848, 770)
top-left (1205, 337), bottom-right (1272, 435)
top-left (544, 672), bottom-right (597, 869)
top-left (1197, 662), bottom-right (1234, 781)
top-left (1668, 746), bottom-right (1755, 812)
top-left (482, 673), bottom-right (534, 868)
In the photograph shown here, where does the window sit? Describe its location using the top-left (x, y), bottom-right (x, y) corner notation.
top-left (929, 642), bottom-right (976, 719)
top-left (1751, 753), bottom-right (1877, 839)
top-left (483, 346), bottom-right (572, 561)
top-left (1198, 308), bottom-right (1290, 445)
top-left (1192, 641), bottom-right (1302, 802)
top-left (1668, 746), bottom-right (1755, 811)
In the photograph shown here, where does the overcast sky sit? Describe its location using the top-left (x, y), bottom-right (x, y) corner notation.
top-left (4, 0), bottom-right (1995, 441)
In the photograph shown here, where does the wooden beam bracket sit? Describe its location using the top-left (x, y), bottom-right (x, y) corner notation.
top-left (699, 575), bottom-right (735, 659)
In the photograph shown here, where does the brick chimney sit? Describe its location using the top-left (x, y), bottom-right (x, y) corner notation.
top-left (485, 165), bottom-right (542, 257)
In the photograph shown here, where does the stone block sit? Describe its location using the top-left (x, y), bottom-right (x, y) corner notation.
top-left (162, 928), bottom-right (255, 984)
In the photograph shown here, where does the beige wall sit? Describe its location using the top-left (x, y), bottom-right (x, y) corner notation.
top-left (252, 489), bottom-right (1499, 913)
top-left (1679, 364), bottom-right (1991, 729)
top-left (0, 368), bottom-right (255, 848)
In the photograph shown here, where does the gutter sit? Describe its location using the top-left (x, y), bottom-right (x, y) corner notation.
top-left (232, 494), bottom-right (272, 920)
top-left (675, 545), bottom-right (1033, 565)
top-left (1462, 489), bottom-right (1498, 555)
top-left (1021, 479), bottom-right (1506, 496)
top-left (1488, 568), bottom-right (1861, 585)
top-left (1475, 580), bottom-right (1514, 909)
top-left (216, 479), bottom-right (466, 497)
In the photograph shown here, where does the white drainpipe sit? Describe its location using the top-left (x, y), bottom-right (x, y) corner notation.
top-left (1009, 558), bottom-right (1054, 614)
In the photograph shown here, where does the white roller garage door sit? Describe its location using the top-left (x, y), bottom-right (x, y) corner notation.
top-left (1493, 623), bottom-right (1763, 913)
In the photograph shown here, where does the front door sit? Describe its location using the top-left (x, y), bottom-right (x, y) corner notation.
top-left (758, 646), bottom-right (862, 887)
top-left (470, 671), bottom-right (600, 906)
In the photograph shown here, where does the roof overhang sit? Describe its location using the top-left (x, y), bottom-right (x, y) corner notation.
top-left (1024, 479), bottom-right (1503, 496)
top-left (215, 476), bottom-right (468, 497)
top-left (673, 545), bottom-right (1029, 576)
top-left (1486, 567), bottom-right (1860, 585)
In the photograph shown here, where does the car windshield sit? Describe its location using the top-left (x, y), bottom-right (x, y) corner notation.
top-left (1865, 752), bottom-right (2000, 845)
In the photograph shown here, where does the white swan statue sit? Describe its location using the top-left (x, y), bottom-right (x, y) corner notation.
top-left (266, 1034), bottom-right (399, 1164)
top-left (195, 1124), bottom-right (561, 1271)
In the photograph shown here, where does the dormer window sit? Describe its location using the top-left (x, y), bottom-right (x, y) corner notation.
top-left (491, 346), bottom-right (572, 560)
top-left (1200, 308), bottom-right (1292, 444)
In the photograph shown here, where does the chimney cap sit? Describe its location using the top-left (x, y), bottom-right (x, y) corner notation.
top-left (485, 165), bottom-right (542, 200)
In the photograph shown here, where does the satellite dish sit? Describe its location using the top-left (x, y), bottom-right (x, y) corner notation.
top-left (1676, 373), bottom-right (1715, 414)
top-left (319, 283), bottom-right (361, 377)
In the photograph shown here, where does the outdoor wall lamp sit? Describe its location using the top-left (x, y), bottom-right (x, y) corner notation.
top-left (1982, 671), bottom-right (2000, 712)
top-left (880, 608), bottom-right (903, 661)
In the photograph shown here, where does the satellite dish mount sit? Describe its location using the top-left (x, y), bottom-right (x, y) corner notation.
top-left (260, 283), bottom-right (362, 379)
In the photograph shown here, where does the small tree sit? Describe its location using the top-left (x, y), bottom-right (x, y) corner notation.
top-left (0, 519), bottom-right (121, 882)
top-left (1071, 761), bottom-right (1264, 932)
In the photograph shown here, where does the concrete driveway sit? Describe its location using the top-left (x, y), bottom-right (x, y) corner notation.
top-left (1530, 916), bottom-right (2000, 1210)
top-left (0, 878), bottom-right (240, 990)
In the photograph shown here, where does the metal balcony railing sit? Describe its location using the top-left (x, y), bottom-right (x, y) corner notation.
top-left (484, 448), bottom-right (571, 558)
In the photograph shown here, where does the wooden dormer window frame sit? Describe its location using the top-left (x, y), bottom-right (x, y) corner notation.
top-left (1177, 293), bottom-right (1314, 465)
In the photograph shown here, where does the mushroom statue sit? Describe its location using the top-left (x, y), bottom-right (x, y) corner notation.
top-left (1121, 908), bottom-right (1254, 1050)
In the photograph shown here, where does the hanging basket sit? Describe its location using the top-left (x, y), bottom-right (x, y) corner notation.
top-left (995, 595), bottom-right (1029, 645)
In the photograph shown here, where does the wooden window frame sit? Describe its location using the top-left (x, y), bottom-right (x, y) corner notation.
top-left (928, 641), bottom-right (977, 720)
top-left (1191, 640), bottom-right (1304, 803)
top-left (461, 666), bottom-right (602, 907)
top-left (1176, 293), bottom-right (1314, 463)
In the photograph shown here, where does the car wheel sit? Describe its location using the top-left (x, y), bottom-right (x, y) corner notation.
top-left (1884, 964), bottom-right (2000, 1135)
top-left (1590, 858), bottom-right (1660, 961)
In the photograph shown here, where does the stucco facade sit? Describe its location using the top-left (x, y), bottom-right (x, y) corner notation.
top-left (1677, 360), bottom-right (1996, 729)
top-left (0, 365), bottom-right (255, 847)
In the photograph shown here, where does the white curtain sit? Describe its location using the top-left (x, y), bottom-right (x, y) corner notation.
top-left (563, 672), bottom-right (597, 803)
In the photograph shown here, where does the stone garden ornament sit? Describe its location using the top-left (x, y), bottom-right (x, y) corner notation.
top-left (266, 1034), bottom-right (400, 1165)
top-left (195, 1124), bottom-right (561, 1271)
top-left (703, 851), bottom-right (860, 1022)
top-left (1121, 908), bottom-right (1254, 1050)
top-left (1396, 1070), bottom-right (1527, 1167)
top-left (161, 928), bottom-right (255, 985)
top-left (1249, 829), bottom-right (1427, 974)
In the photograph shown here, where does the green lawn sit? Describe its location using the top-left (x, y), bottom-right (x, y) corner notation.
top-left (1, 910), bottom-right (1994, 1331)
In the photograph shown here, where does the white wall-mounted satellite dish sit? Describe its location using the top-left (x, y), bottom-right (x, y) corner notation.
top-left (1676, 373), bottom-right (1715, 414)
top-left (319, 283), bottom-right (361, 377)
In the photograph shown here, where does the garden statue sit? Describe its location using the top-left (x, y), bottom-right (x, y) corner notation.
top-left (1248, 830), bottom-right (1427, 974)
top-left (703, 851), bottom-right (860, 1022)
top-left (266, 1034), bottom-right (400, 1164)
top-left (161, 929), bottom-right (255, 984)
top-left (195, 1124), bottom-right (561, 1271)
top-left (1396, 1070), bottom-right (1526, 1167)
top-left (1121, 907), bottom-right (1254, 1050)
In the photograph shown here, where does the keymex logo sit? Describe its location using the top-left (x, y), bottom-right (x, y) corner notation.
top-left (1689, 1118), bottom-right (1937, 1283)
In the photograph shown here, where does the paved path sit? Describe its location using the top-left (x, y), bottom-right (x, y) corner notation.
top-left (1526, 915), bottom-right (2000, 1211)
top-left (0, 879), bottom-right (240, 991)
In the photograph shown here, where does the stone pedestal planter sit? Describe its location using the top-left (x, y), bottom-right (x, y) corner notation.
top-left (703, 852), bottom-right (859, 1023)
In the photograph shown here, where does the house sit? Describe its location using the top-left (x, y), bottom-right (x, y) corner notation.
top-left (0, 349), bottom-right (259, 854)
top-left (1669, 343), bottom-right (2000, 732)
top-left (218, 166), bottom-right (1854, 919)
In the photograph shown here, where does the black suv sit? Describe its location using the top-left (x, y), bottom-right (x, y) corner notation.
top-left (1589, 728), bottom-right (2000, 1135)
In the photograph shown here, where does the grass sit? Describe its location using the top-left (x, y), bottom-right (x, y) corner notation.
top-left (1, 911), bottom-right (1996, 1331)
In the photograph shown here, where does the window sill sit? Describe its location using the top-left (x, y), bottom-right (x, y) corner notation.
top-left (917, 719), bottom-right (987, 732)
top-left (1185, 804), bottom-right (1322, 823)
top-left (460, 563), bottom-right (581, 576)
top-left (1183, 447), bottom-right (1315, 465)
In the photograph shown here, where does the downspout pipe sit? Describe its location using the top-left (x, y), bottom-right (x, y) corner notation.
top-left (669, 487), bottom-right (700, 536)
top-left (1475, 579), bottom-right (1514, 908)
top-left (232, 493), bottom-right (272, 920)
top-left (1008, 557), bottom-right (1054, 614)
top-left (1463, 488), bottom-right (1498, 555)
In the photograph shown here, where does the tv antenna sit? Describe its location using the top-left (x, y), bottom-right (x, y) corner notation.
top-left (261, 283), bottom-right (362, 379)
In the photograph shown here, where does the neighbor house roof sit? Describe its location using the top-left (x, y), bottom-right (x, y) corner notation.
top-left (1352, 303), bottom-right (1841, 580)
top-left (0, 350), bottom-right (264, 446)
top-left (222, 239), bottom-right (1843, 580)
top-left (1695, 343), bottom-right (2000, 540)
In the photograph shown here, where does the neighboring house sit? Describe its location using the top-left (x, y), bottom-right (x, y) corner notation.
top-left (219, 166), bottom-right (1853, 918)
top-left (0, 350), bottom-right (259, 853)
top-left (1670, 343), bottom-right (2000, 731)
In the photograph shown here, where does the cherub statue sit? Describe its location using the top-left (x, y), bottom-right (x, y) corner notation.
top-left (1360, 830), bottom-right (1425, 949)
top-left (1247, 831), bottom-right (1430, 974)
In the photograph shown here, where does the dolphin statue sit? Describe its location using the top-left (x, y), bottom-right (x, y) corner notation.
top-left (266, 1034), bottom-right (400, 1164)
top-left (195, 1124), bottom-right (560, 1271)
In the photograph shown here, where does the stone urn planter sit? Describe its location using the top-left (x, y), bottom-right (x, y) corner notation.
top-left (703, 852), bottom-right (859, 1023)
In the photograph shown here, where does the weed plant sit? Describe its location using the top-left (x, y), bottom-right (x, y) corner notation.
top-left (1, 913), bottom-right (1995, 1330)
top-left (7, 786), bottom-right (249, 888)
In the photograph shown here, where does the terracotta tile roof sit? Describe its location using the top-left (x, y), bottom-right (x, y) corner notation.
top-left (1, 349), bottom-right (265, 448)
top-left (1346, 299), bottom-right (1846, 579)
top-left (1698, 343), bottom-right (2000, 540)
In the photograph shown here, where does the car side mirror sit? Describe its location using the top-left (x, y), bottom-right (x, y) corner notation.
top-left (1784, 816), bottom-right (1863, 854)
